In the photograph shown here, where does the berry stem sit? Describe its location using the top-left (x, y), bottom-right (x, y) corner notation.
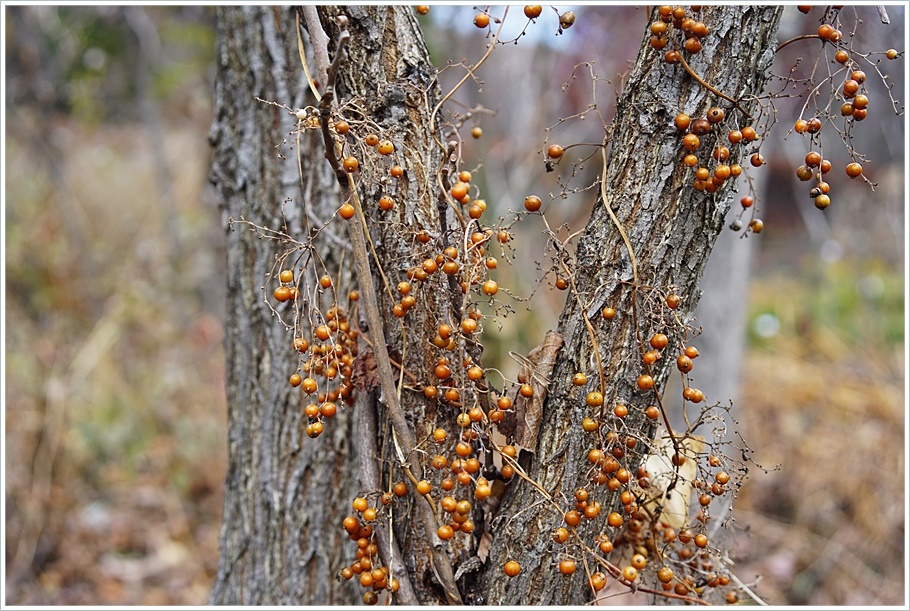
top-left (297, 7), bottom-right (328, 101)
top-left (598, 143), bottom-right (683, 461)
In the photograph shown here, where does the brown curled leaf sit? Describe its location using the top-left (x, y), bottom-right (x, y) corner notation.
top-left (511, 331), bottom-right (564, 452)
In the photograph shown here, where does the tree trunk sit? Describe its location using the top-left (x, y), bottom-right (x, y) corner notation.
top-left (211, 5), bottom-right (783, 605)
top-left (482, 6), bottom-right (783, 604)
top-left (209, 6), bottom-right (360, 604)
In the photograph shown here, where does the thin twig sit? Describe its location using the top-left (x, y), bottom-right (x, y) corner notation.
top-left (877, 5), bottom-right (890, 24)
top-left (429, 7), bottom-right (510, 150)
top-left (318, 19), bottom-right (349, 179)
top-left (318, 15), bottom-right (463, 602)
top-left (298, 11), bottom-right (462, 604)
top-left (677, 53), bottom-right (752, 118)
top-left (775, 33), bottom-right (822, 53)
top-left (300, 6), bottom-right (330, 94)
top-left (598, 143), bottom-right (681, 462)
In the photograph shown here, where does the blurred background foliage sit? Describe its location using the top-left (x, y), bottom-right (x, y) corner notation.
top-left (4, 5), bottom-right (905, 605)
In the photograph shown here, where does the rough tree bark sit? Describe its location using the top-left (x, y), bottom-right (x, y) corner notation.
top-left (208, 7), bottom-right (359, 604)
top-left (210, 5), bottom-right (783, 605)
top-left (482, 7), bottom-right (783, 604)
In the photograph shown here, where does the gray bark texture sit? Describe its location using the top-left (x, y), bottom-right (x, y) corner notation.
top-left (208, 6), bottom-right (359, 605)
top-left (210, 5), bottom-right (783, 606)
top-left (482, 6), bottom-right (783, 605)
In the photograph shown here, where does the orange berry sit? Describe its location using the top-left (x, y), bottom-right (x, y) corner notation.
top-left (437, 524), bottom-right (455, 540)
top-left (846, 162), bottom-right (863, 178)
top-left (650, 333), bottom-right (669, 349)
top-left (558, 559), bottom-right (577, 574)
top-left (706, 106), bottom-right (725, 124)
top-left (590, 571), bottom-right (607, 591)
top-left (682, 133), bottom-right (700, 151)
top-left (450, 181), bottom-right (469, 200)
top-left (339, 202), bottom-right (355, 219)
top-left (637, 374), bottom-right (654, 390)
top-left (342, 156), bottom-right (359, 172)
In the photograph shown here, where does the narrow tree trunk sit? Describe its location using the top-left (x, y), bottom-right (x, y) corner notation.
top-left (211, 5), bottom-right (783, 606)
top-left (482, 6), bottom-right (782, 605)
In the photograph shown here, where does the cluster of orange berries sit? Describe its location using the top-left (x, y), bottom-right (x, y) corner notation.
top-left (340, 494), bottom-right (403, 605)
top-left (273, 268), bottom-right (301, 303)
top-left (674, 107), bottom-right (761, 194)
top-left (285, 287), bottom-right (360, 438)
top-left (501, 456), bottom-right (739, 601)
top-left (420, 351), bottom-right (492, 407)
top-left (790, 63), bottom-right (869, 211)
top-left (334, 128), bottom-right (403, 212)
top-left (419, 439), bottom-right (511, 541)
top-left (791, 10), bottom-right (898, 211)
top-left (642, 518), bottom-right (737, 600)
top-left (378, 435), bottom-right (517, 549)
top-left (448, 170), bottom-right (489, 219)
top-left (508, 292), bottom-right (739, 600)
top-left (649, 5), bottom-right (710, 58)
top-left (398, 238), bottom-right (505, 315)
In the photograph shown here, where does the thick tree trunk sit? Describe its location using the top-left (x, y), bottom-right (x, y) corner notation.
top-left (209, 6), bottom-right (458, 604)
top-left (209, 7), bottom-right (360, 604)
top-left (211, 5), bottom-right (782, 606)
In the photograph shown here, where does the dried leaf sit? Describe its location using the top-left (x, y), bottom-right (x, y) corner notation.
top-left (512, 331), bottom-right (563, 452)
top-left (351, 349), bottom-right (379, 392)
top-left (476, 531), bottom-right (492, 563)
